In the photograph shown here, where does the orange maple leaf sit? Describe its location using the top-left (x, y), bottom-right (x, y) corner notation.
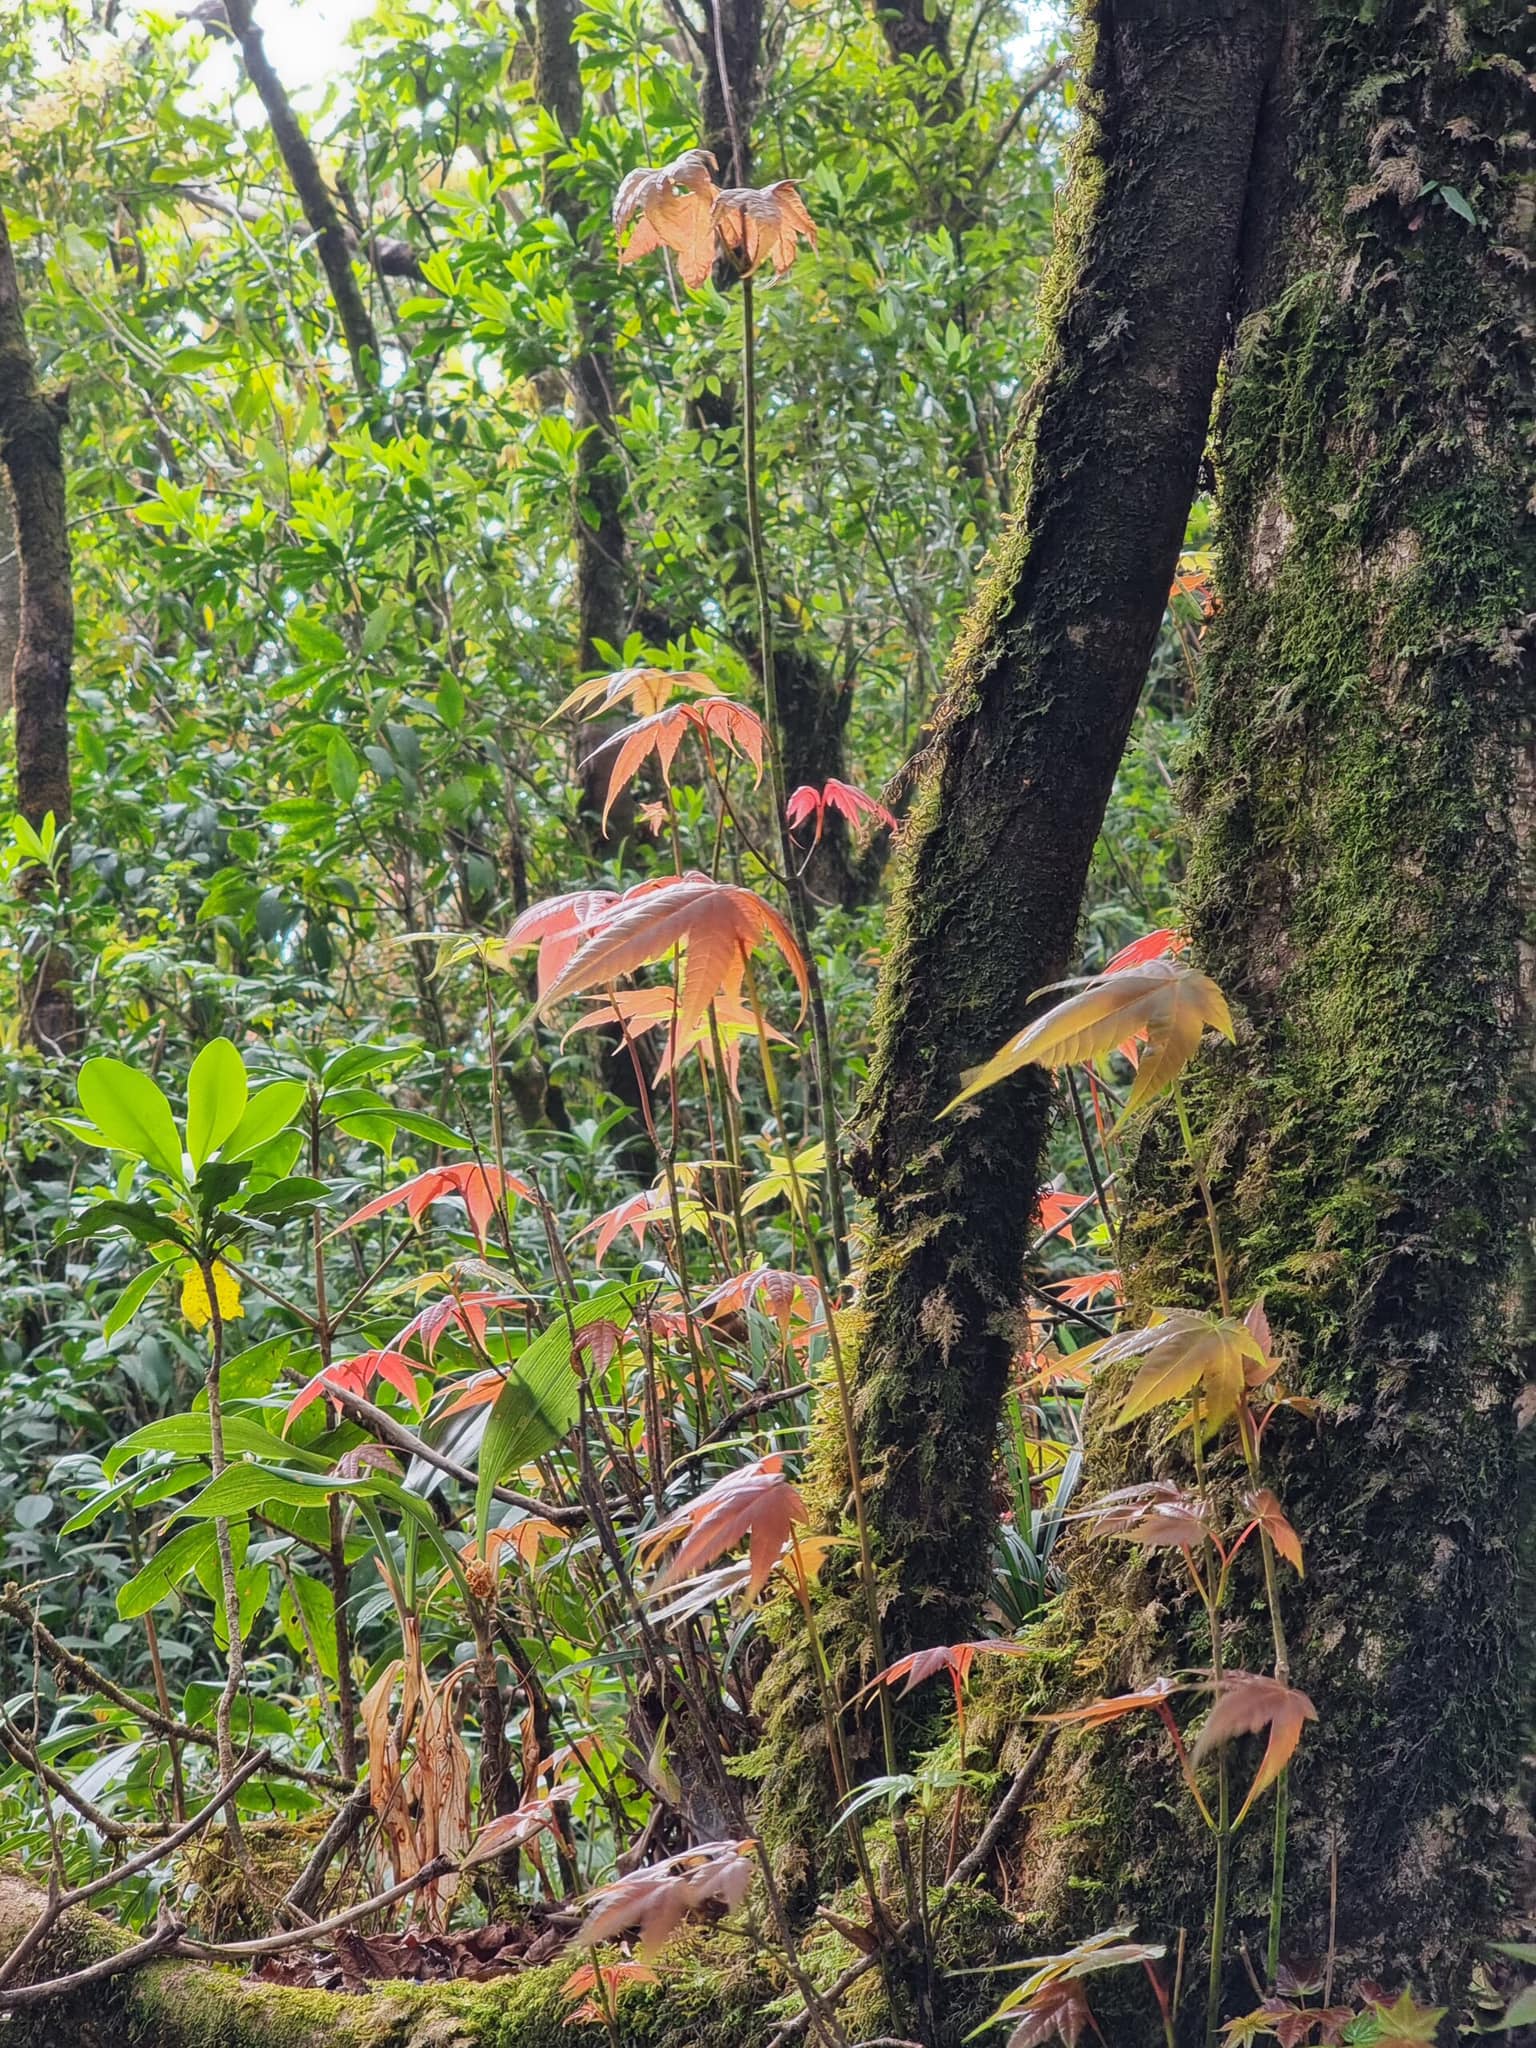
top-left (551, 665), bottom-right (718, 722)
top-left (638, 1452), bottom-right (808, 1604)
top-left (573, 1841), bottom-right (755, 1957)
top-left (534, 877), bottom-right (807, 1043)
top-left (284, 1348), bottom-right (421, 1430)
top-left (785, 778), bottom-right (896, 848)
top-left (332, 1163), bottom-right (534, 1252)
top-left (583, 697), bottom-right (764, 830)
top-left (711, 180), bottom-right (818, 276)
top-left (1192, 1672), bottom-right (1317, 1820)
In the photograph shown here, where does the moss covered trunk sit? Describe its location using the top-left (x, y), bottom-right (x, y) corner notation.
top-left (757, 0), bottom-right (1283, 1870)
top-left (997, 0), bottom-right (1536, 2019)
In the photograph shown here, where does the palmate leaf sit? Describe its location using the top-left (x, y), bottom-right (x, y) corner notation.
top-left (613, 148), bottom-right (720, 290)
top-left (711, 181), bottom-right (819, 276)
top-left (534, 878), bottom-right (807, 1043)
top-left (1192, 1672), bottom-right (1317, 1821)
top-left (1076, 1308), bottom-right (1263, 1434)
top-left (941, 958), bottom-right (1233, 1118)
top-left (550, 666), bottom-right (718, 723)
top-left (583, 698), bottom-right (764, 830)
top-left (638, 1452), bottom-right (808, 1604)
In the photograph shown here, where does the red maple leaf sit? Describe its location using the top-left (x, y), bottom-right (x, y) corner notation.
top-left (334, 1164), bottom-right (535, 1251)
top-left (285, 1348), bottom-right (421, 1430)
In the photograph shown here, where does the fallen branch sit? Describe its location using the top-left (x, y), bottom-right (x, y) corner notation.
top-left (0, 1748), bottom-right (271, 1995)
top-left (0, 1915), bottom-right (185, 2014)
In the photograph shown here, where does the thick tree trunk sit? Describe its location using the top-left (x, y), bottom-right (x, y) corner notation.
top-left (755, 0), bottom-right (1281, 1876)
top-left (0, 205), bottom-right (77, 1053)
top-left (996, 0), bottom-right (1536, 2020)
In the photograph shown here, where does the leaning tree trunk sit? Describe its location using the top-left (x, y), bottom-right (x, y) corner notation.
top-left (991, 0), bottom-right (1536, 2020)
top-left (754, 0), bottom-right (1281, 1878)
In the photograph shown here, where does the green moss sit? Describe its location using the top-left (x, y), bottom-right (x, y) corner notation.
top-left (978, 0), bottom-right (1536, 2009)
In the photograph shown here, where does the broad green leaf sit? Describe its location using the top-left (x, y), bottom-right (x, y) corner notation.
top-left (240, 1176), bottom-right (331, 1220)
top-left (474, 1287), bottom-right (630, 1546)
top-left (326, 731), bottom-right (361, 804)
top-left (60, 1201), bottom-right (190, 1252)
top-left (222, 1081), bottom-right (306, 1162)
top-left (177, 1464), bottom-right (347, 1521)
top-left (105, 1413), bottom-right (329, 1481)
top-left (385, 1109), bottom-right (472, 1149)
top-left (61, 1462), bottom-right (211, 1536)
top-left (77, 1058), bottom-right (185, 1182)
top-left (117, 1523), bottom-right (218, 1619)
top-left (280, 1571), bottom-right (339, 1681)
top-left (186, 1038), bottom-right (248, 1168)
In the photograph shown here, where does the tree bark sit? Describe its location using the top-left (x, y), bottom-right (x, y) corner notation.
top-left (536, 0), bottom-right (627, 683)
top-left (996, 0), bottom-right (1536, 2018)
top-left (755, 0), bottom-right (1281, 1875)
top-left (221, 0), bottom-right (382, 391)
top-left (0, 204), bottom-right (78, 1053)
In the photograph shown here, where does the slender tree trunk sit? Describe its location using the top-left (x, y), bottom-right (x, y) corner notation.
top-left (0, 206), bottom-right (77, 1053)
top-left (999, 0), bottom-right (1536, 2020)
top-left (756, 0), bottom-right (1281, 1877)
top-left (536, 0), bottom-right (627, 683)
top-left (221, 0), bottom-right (381, 390)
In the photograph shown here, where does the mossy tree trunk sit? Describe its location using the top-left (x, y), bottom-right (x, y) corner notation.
top-left (996, 0), bottom-right (1536, 2020)
top-left (758, 0), bottom-right (1281, 1854)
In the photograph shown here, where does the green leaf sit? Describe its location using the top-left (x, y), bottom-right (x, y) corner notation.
top-left (222, 1082), bottom-right (306, 1161)
top-left (290, 615), bottom-right (347, 664)
top-left (280, 1571), bottom-right (339, 1680)
top-left (474, 1288), bottom-right (630, 1546)
top-left (103, 1265), bottom-right (167, 1341)
top-left (239, 1176), bottom-right (331, 1221)
top-left (117, 1523), bottom-right (218, 1619)
top-left (386, 1110), bottom-right (472, 1149)
top-left (77, 1058), bottom-right (185, 1182)
top-left (1438, 183), bottom-right (1476, 225)
top-left (177, 1465), bottom-right (344, 1521)
top-left (187, 1038), bottom-right (248, 1167)
top-left (326, 732), bottom-right (361, 804)
top-left (1498, 1986), bottom-right (1536, 2030)
top-left (60, 1201), bottom-right (190, 1252)
top-left (105, 1413), bottom-right (329, 1481)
